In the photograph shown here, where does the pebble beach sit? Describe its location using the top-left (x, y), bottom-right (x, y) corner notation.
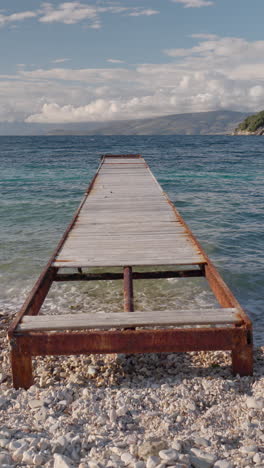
top-left (0, 312), bottom-right (263, 468)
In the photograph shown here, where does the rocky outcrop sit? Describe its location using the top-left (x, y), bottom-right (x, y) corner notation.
top-left (232, 126), bottom-right (264, 135)
top-left (233, 110), bottom-right (264, 134)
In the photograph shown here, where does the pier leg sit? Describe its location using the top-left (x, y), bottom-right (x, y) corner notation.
top-left (232, 330), bottom-right (253, 376)
top-left (10, 348), bottom-right (33, 389)
top-left (123, 266), bottom-right (134, 312)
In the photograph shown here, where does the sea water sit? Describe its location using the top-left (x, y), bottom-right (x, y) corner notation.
top-left (0, 135), bottom-right (263, 345)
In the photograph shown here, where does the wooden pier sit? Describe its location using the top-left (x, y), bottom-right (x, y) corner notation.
top-left (8, 154), bottom-right (253, 388)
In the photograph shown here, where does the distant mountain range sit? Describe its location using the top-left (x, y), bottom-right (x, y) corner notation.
top-left (0, 110), bottom-right (249, 136)
top-left (47, 110), bottom-right (250, 136)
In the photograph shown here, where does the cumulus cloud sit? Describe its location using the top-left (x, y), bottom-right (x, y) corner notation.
top-left (38, 2), bottom-right (99, 25)
top-left (171, 0), bottom-right (214, 7)
top-left (39, 2), bottom-right (159, 27)
top-left (164, 36), bottom-right (264, 64)
top-left (26, 101), bottom-right (118, 123)
top-left (0, 11), bottom-right (37, 26)
top-left (0, 3), bottom-right (159, 29)
top-left (25, 92), bottom-right (187, 123)
top-left (2, 35), bottom-right (264, 123)
top-left (38, 3), bottom-right (159, 26)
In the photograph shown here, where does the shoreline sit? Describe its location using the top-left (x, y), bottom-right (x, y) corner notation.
top-left (0, 312), bottom-right (263, 467)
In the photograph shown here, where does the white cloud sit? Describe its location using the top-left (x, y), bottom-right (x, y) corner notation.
top-left (38, 2), bottom-right (159, 26)
top-left (0, 10), bottom-right (37, 26)
top-left (128, 9), bottom-right (159, 17)
top-left (39, 2), bottom-right (98, 25)
top-left (164, 35), bottom-right (264, 66)
top-left (191, 33), bottom-right (218, 40)
top-left (26, 101), bottom-right (118, 123)
top-left (2, 35), bottom-right (264, 124)
top-left (52, 58), bottom-right (71, 64)
top-left (0, 3), bottom-right (159, 29)
top-left (171, 0), bottom-right (214, 7)
top-left (21, 67), bottom-right (134, 83)
top-left (107, 59), bottom-right (125, 64)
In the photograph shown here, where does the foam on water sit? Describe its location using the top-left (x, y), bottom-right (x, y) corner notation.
top-left (1, 135), bottom-right (263, 344)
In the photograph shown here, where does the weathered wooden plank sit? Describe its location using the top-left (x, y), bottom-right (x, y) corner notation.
top-left (68, 231), bottom-right (187, 237)
top-left (58, 236), bottom-right (197, 246)
top-left (18, 308), bottom-right (241, 332)
top-left (58, 250), bottom-right (197, 257)
top-left (81, 202), bottom-right (172, 208)
top-left (57, 255), bottom-right (200, 262)
top-left (57, 244), bottom-right (201, 252)
top-left (77, 212), bottom-right (176, 217)
top-left (55, 250), bottom-right (202, 258)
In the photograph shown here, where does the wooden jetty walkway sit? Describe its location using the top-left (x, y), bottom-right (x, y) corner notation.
top-left (8, 154), bottom-right (253, 388)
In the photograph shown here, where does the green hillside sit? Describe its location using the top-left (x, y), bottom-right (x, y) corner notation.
top-left (235, 110), bottom-right (264, 133)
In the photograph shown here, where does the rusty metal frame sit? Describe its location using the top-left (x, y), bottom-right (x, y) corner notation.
top-left (54, 269), bottom-right (204, 282)
top-left (8, 154), bottom-right (253, 389)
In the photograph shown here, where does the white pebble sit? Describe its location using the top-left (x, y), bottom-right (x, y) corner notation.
top-left (22, 450), bottom-right (35, 465)
top-left (190, 448), bottom-right (217, 468)
top-left (159, 448), bottom-right (179, 462)
top-left (213, 460), bottom-right (233, 468)
top-left (245, 397), bottom-right (264, 410)
top-left (12, 447), bottom-right (25, 463)
top-left (121, 451), bottom-right (135, 465)
top-left (134, 462), bottom-right (146, 468)
top-left (33, 453), bottom-right (45, 465)
top-left (0, 438), bottom-right (9, 449)
top-left (116, 405), bottom-right (129, 417)
top-left (146, 455), bottom-right (160, 468)
top-left (109, 409), bottom-right (117, 423)
top-left (186, 400), bottom-right (197, 412)
top-left (54, 453), bottom-right (74, 468)
top-left (87, 366), bottom-right (97, 377)
top-left (253, 453), bottom-right (262, 463)
top-left (171, 441), bottom-right (182, 451)
top-left (28, 399), bottom-right (44, 409)
top-left (194, 436), bottom-right (210, 447)
top-left (0, 373), bottom-right (7, 384)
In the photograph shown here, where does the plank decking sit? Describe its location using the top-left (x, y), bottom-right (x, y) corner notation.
top-left (8, 154), bottom-right (253, 389)
top-left (18, 308), bottom-right (241, 332)
top-left (53, 156), bottom-right (205, 267)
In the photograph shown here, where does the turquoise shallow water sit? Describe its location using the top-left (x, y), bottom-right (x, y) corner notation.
top-left (0, 135), bottom-right (263, 344)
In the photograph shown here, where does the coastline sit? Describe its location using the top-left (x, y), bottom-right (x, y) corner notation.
top-left (0, 312), bottom-right (263, 468)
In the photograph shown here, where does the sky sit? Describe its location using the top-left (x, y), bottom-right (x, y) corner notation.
top-left (1, 0), bottom-right (264, 124)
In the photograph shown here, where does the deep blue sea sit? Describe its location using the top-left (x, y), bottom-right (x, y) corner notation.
top-left (1, 135), bottom-right (263, 345)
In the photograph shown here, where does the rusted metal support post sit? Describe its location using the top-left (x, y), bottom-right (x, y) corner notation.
top-left (10, 343), bottom-right (33, 389)
top-left (231, 328), bottom-right (253, 376)
top-left (123, 266), bottom-right (134, 312)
